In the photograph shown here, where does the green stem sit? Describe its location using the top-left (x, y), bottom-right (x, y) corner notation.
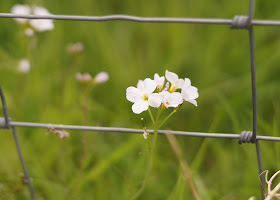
top-left (131, 108), bottom-right (162, 199)
top-left (158, 104), bottom-right (182, 129)
top-left (148, 107), bottom-right (155, 125)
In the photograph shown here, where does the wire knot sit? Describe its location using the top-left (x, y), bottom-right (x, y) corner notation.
top-left (239, 131), bottom-right (254, 144)
top-left (231, 15), bottom-right (251, 29)
top-left (0, 117), bottom-right (10, 129)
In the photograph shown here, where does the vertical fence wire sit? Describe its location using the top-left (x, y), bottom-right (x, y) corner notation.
top-left (0, 85), bottom-right (35, 200)
top-left (247, 0), bottom-right (265, 198)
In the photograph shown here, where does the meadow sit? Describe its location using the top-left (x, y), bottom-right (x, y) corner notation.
top-left (1, 0), bottom-right (280, 199)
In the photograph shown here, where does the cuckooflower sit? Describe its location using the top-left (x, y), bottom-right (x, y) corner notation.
top-left (126, 78), bottom-right (162, 114)
top-left (181, 78), bottom-right (199, 106)
top-left (165, 70), bottom-right (185, 92)
top-left (159, 91), bottom-right (183, 108)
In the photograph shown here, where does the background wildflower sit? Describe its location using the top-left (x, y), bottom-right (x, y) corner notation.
top-left (11, 4), bottom-right (30, 24)
top-left (11, 4), bottom-right (54, 34)
top-left (18, 59), bottom-right (30, 74)
top-left (94, 72), bottom-right (109, 83)
top-left (76, 73), bottom-right (92, 83)
top-left (30, 6), bottom-right (54, 32)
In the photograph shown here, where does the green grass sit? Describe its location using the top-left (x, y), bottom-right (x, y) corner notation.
top-left (1, 0), bottom-right (280, 199)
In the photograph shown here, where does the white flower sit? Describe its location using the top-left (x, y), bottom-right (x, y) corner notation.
top-left (18, 59), bottom-right (30, 73)
top-left (94, 72), bottom-right (109, 83)
top-left (159, 91), bottom-right (183, 108)
top-left (30, 6), bottom-right (54, 32)
top-left (181, 78), bottom-right (199, 106)
top-left (11, 4), bottom-right (31, 24)
top-left (154, 73), bottom-right (165, 89)
top-left (165, 70), bottom-right (185, 92)
top-left (126, 78), bottom-right (162, 114)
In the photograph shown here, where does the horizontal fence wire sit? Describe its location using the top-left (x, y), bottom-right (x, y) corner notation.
top-left (0, 120), bottom-right (278, 142)
top-left (0, 13), bottom-right (280, 26)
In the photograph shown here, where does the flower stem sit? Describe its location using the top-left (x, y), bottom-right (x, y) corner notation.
top-left (158, 104), bottom-right (182, 129)
top-left (148, 107), bottom-right (155, 125)
top-left (131, 107), bottom-right (162, 199)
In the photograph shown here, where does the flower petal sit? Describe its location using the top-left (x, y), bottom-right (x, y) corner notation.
top-left (165, 70), bottom-right (179, 83)
top-left (143, 78), bottom-right (156, 94)
top-left (126, 87), bottom-right (141, 103)
top-left (176, 78), bottom-right (185, 89)
top-left (148, 93), bottom-right (162, 108)
top-left (181, 85), bottom-right (199, 100)
top-left (169, 92), bottom-right (183, 107)
top-left (186, 99), bottom-right (198, 106)
top-left (161, 91), bottom-right (183, 108)
top-left (137, 80), bottom-right (145, 90)
top-left (154, 73), bottom-right (165, 88)
top-left (184, 78), bottom-right (191, 86)
top-left (132, 100), bottom-right (149, 114)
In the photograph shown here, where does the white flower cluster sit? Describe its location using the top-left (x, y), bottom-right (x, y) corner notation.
top-left (11, 4), bottom-right (54, 36)
top-left (126, 70), bottom-right (199, 114)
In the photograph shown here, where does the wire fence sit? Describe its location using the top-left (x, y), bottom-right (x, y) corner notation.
top-left (0, 0), bottom-right (279, 199)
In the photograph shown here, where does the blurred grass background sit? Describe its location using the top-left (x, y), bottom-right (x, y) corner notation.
top-left (1, 0), bottom-right (280, 199)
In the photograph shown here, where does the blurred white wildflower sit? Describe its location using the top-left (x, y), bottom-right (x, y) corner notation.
top-left (76, 73), bottom-right (92, 83)
top-left (18, 59), bottom-right (30, 74)
top-left (11, 4), bottom-right (30, 24)
top-left (67, 42), bottom-right (84, 55)
top-left (29, 6), bottom-right (54, 32)
top-left (94, 72), bottom-right (109, 83)
top-left (11, 4), bottom-right (54, 34)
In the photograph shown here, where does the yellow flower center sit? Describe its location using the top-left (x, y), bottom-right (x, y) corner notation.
top-left (169, 84), bottom-right (178, 93)
top-left (142, 94), bottom-right (149, 101)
